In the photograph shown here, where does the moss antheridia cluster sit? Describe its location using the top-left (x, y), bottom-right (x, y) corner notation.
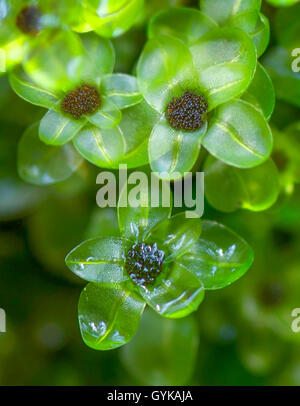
top-left (16, 6), bottom-right (42, 34)
top-left (125, 242), bottom-right (165, 287)
top-left (61, 85), bottom-right (101, 120)
top-left (167, 91), bottom-right (208, 131)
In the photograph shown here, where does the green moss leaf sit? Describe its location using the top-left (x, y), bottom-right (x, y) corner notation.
top-left (23, 30), bottom-right (84, 93)
top-left (39, 108), bottom-right (86, 146)
top-left (9, 68), bottom-right (58, 109)
top-left (179, 220), bottom-right (254, 289)
top-left (18, 123), bottom-right (83, 185)
top-left (100, 74), bottom-right (142, 109)
top-left (228, 11), bottom-right (270, 57)
top-left (146, 212), bottom-right (202, 261)
top-left (86, 97), bottom-right (122, 129)
top-left (266, 0), bottom-right (299, 7)
top-left (79, 33), bottom-right (115, 83)
top-left (203, 99), bottom-right (273, 168)
top-left (73, 125), bottom-right (127, 168)
top-left (148, 7), bottom-right (217, 45)
top-left (137, 34), bottom-right (199, 113)
top-left (66, 237), bottom-right (131, 283)
top-left (74, 101), bottom-right (158, 169)
top-left (190, 28), bottom-right (257, 110)
top-left (200, 0), bottom-right (262, 26)
top-left (204, 156), bottom-right (280, 212)
top-left (138, 262), bottom-right (205, 319)
top-left (83, 0), bottom-right (144, 38)
top-left (251, 13), bottom-right (270, 57)
top-left (78, 282), bottom-right (145, 350)
top-left (148, 116), bottom-right (207, 180)
top-left (117, 101), bottom-right (159, 168)
top-left (242, 63), bottom-right (275, 121)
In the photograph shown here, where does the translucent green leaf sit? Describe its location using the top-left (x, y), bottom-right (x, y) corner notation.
top-left (228, 11), bottom-right (270, 57)
top-left (121, 310), bottom-right (199, 385)
top-left (242, 63), bottom-right (275, 121)
top-left (266, 0), bottom-right (299, 7)
top-left (18, 123), bottom-right (83, 186)
top-left (190, 28), bottom-right (257, 110)
top-left (251, 13), bottom-right (270, 57)
top-left (139, 262), bottom-right (204, 319)
top-left (148, 7), bottom-right (217, 45)
top-left (23, 30), bottom-right (85, 93)
top-left (117, 101), bottom-right (159, 168)
top-left (39, 108), bottom-right (86, 146)
top-left (100, 74), bottom-right (142, 109)
top-left (86, 97), bottom-right (122, 129)
top-left (137, 34), bottom-right (199, 113)
top-left (204, 156), bottom-right (280, 212)
top-left (263, 46), bottom-right (300, 108)
top-left (66, 237), bottom-right (131, 283)
top-left (200, 0), bottom-right (262, 26)
top-left (203, 99), bottom-right (273, 168)
top-left (148, 116), bottom-right (207, 180)
top-left (78, 282), bottom-right (145, 350)
top-left (79, 33), bottom-right (115, 84)
top-left (41, 0), bottom-right (86, 29)
top-left (179, 220), bottom-right (254, 289)
top-left (73, 96), bottom-right (152, 170)
top-left (73, 125), bottom-right (127, 168)
top-left (118, 181), bottom-right (172, 241)
top-left (84, 0), bottom-right (144, 38)
top-left (9, 68), bottom-right (58, 109)
top-left (146, 212), bottom-right (202, 261)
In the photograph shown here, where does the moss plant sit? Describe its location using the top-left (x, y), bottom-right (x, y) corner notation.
top-left (1, 0), bottom-right (295, 363)
top-left (65, 185), bottom-right (254, 350)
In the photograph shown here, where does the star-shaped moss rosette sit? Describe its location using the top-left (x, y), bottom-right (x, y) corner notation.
top-left (65, 186), bottom-right (254, 350)
top-left (137, 9), bottom-right (273, 180)
top-left (72, 0), bottom-right (144, 38)
top-left (0, 0), bottom-right (82, 70)
top-left (10, 33), bottom-right (158, 183)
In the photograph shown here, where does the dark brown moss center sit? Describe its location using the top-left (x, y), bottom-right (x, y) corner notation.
top-left (61, 85), bottom-right (101, 120)
top-left (16, 6), bottom-right (42, 35)
top-left (167, 91), bottom-right (208, 131)
top-left (125, 242), bottom-right (165, 287)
